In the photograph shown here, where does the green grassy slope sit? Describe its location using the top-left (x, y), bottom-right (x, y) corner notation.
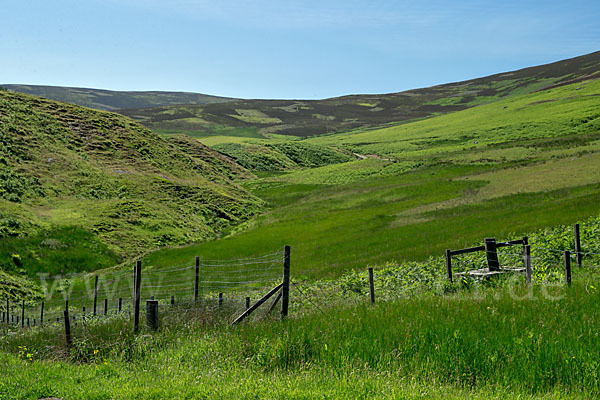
top-left (0, 84), bottom-right (235, 111)
top-left (0, 90), bottom-right (262, 280)
top-left (120, 51), bottom-right (600, 137)
top-left (144, 77), bottom-right (600, 278)
top-left (3, 275), bottom-right (600, 399)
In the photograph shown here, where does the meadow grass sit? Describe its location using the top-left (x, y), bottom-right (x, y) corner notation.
top-left (145, 172), bottom-right (600, 279)
top-left (3, 277), bottom-right (600, 399)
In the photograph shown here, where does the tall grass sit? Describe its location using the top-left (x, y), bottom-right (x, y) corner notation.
top-left (2, 278), bottom-right (600, 398)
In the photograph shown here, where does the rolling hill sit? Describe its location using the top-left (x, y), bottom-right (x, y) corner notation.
top-left (145, 75), bottom-right (600, 278)
top-left (0, 89), bottom-right (261, 280)
top-left (0, 84), bottom-right (235, 111)
top-left (119, 51), bottom-right (600, 137)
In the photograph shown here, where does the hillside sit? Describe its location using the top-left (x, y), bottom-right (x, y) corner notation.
top-left (120, 51), bottom-right (600, 137)
top-left (0, 85), bottom-right (235, 111)
top-left (143, 76), bottom-right (600, 278)
top-left (0, 89), bottom-right (261, 279)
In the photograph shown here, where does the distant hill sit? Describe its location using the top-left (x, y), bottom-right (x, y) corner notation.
top-left (0, 90), bottom-right (261, 277)
top-left (0, 84), bottom-right (235, 111)
top-left (119, 51), bottom-right (600, 137)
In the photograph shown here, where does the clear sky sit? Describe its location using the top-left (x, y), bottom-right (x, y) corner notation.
top-left (2, 0), bottom-right (599, 99)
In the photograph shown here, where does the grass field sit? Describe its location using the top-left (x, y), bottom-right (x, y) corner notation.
top-left (3, 275), bottom-right (600, 399)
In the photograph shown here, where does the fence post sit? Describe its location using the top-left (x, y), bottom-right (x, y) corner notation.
top-left (445, 249), bottom-right (452, 282)
top-left (93, 275), bottom-right (98, 316)
top-left (218, 293), bottom-right (223, 307)
top-left (104, 298), bottom-right (108, 315)
top-left (368, 267), bottom-right (375, 304)
top-left (524, 245), bottom-right (532, 285)
top-left (281, 245), bottom-right (291, 320)
top-left (564, 251), bottom-right (572, 286)
top-left (133, 260), bottom-right (142, 334)
top-left (574, 224), bottom-right (582, 267)
top-left (118, 298), bottom-right (122, 313)
top-left (245, 296), bottom-right (250, 310)
top-left (194, 256), bottom-right (200, 303)
top-left (522, 236), bottom-right (529, 257)
top-left (171, 295), bottom-right (175, 306)
top-left (146, 300), bottom-right (159, 331)
top-left (21, 300), bottom-right (24, 328)
top-left (64, 309), bottom-right (72, 347)
top-left (5, 298), bottom-right (8, 327)
top-left (484, 238), bottom-right (500, 272)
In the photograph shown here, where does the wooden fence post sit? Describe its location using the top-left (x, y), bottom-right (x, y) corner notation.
top-left (118, 298), bottom-right (122, 313)
top-left (104, 298), bottom-right (108, 315)
top-left (574, 224), bottom-right (582, 267)
top-left (146, 300), bottom-right (159, 331)
top-left (93, 275), bottom-right (98, 316)
top-left (522, 236), bottom-right (529, 258)
top-left (21, 300), bottom-right (24, 328)
top-left (368, 267), bottom-right (375, 304)
top-left (245, 296), bottom-right (250, 310)
top-left (64, 309), bottom-right (72, 347)
top-left (445, 249), bottom-right (453, 282)
top-left (484, 238), bottom-right (500, 272)
top-left (133, 260), bottom-right (142, 334)
top-left (564, 251), bottom-right (572, 286)
top-left (281, 246), bottom-right (291, 320)
top-left (170, 295), bottom-right (175, 306)
top-left (5, 298), bottom-right (8, 327)
top-left (524, 245), bottom-right (532, 285)
top-left (194, 256), bottom-right (200, 302)
top-left (218, 293), bottom-right (223, 307)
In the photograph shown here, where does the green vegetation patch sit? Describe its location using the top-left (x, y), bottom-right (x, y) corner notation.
top-left (0, 226), bottom-right (119, 278)
top-left (0, 91), bottom-right (262, 283)
top-left (213, 141), bottom-right (353, 171)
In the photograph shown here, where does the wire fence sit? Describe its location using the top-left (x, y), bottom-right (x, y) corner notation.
top-left (0, 249), bottom-right (286, 332)
top-left (3, 221), bottom-right (600, 350)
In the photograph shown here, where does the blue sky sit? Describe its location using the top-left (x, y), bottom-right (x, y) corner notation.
top-left (2, 0), bottom-right (599, 99)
